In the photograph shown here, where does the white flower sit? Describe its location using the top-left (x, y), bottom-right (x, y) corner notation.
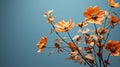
top-left (44, 9), bottom-right (54, 17)
top-left (72, 34), bottom-right (80, 40)
top-left (78, 28), bottom-right (90, 34)
top-left (90, 35), bottom-right (98, 40)
top-left (69, 51), bottom-right (78, 56)
top-left (105, 11), bottom-right (111, 18)
top-left (90, 42), bottom-right (95, 46)
top-left (79, 47), bottom-right (84, 51)
top-left (85, 54), bottom-right (94, 60)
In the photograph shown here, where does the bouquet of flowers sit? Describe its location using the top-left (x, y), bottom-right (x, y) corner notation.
top-left (36, 0), bottom-right (120, 67)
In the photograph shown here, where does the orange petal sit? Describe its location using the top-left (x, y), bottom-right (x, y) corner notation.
top-left (37, 49), bottom-right (44, 53)
top-left (68, 42), bottom-right (76, 51)
top-left (96, 10), bottom-right (105, 17)
top-left (93, 6), bottom-right (100, 13)
top-left (111, 16), bottom-right (120, 23)
top-left (56, 28), bottom-right (64, 32)
top-left (84, 11), bottom-right (92, 18)
top-left (87, 6), bottom-right (93, 13)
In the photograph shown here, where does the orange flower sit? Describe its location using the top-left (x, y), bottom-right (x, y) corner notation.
top-left (106, 40), bottom-right (120, 56)
top-left (84, 6), bottom-right (105, 24)
top-left (68, 42), bottom-right (77, 52)
top-left (44, 9), bottom-right (54, 24)
top-left (37, 36), bottom-right (47, 53)
top-left (108, 0), bottom-right (120, 8)
top-left (98, 28), bottom-right (109, 35)
top-left (47, 16), bottom-right (55, 24)
top-left (55, 19), bottom-right (75, 32)
top-left (109, 16), bottom-right (120, 28)
top-left (110, 16), bottom-right (120, 23)
top-left (76, 22), bottom-right (88, 27)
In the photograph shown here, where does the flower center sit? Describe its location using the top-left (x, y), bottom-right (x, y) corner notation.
top-left (110, 47), bottom-right (116, 53)
top-left (64, 27), bottom-right (69, 32)
top-left (92, 14), bottom-right (97, 20)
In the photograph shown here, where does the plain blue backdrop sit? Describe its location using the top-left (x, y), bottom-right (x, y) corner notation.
top-left (0, 0), bottom-right (120, 67)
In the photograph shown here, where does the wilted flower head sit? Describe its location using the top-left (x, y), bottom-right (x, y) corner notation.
top-left (97, 28), bottom-right (109, 35)
top-left (84, 6), bottom-right (105, 24)
top-left (109, 16), bottom-right (120, 28)
top-left (85, 53), bottom-right (94, 60)
top-left (44, 9), bottom-right (54, 24)
top-left (55, 19), bottom-right (75, 32)
top-left (78, 28), bottom-right (90, 34)
top-left (108, 0), bottom-right (120, 8)
top-left (106, 40), bottom-right (120, 56)
top-left (68, 41), bottom-right (77, 52)
top-left (44, 9), bottom-right (54, 17)
top-left (110, 16), bottom-right (120, 23)
top-left (37, 36), bottom-right (47, 53)
top-left (76, 22), bottom-right (88, 27)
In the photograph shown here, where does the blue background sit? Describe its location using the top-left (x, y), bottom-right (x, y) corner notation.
top-left (0, 0), bottom-right (120, 67)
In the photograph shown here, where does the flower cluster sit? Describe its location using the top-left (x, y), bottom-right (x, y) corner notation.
top-left (37, 0), bottom-right (120, 67)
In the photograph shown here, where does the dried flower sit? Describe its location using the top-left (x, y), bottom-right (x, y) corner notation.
top-left (106, 40), bottom-right (120, 56)
top-left (85, 53), bottom-right (94, 61)
top-left (68, 42), bottom-right (77, 52)
top-left (55, 19), bottom-right (75, 32)
top-left (44, 9), bottom-right (54, 24)
top-left (78, 28), bottom-right (90, 34)
top-left (37, 36), bottom-right (47, 53)
top-left (110, 16), bottom-right (120, 23)
top-left (76, 22), bottom-right (88, 27)
top-left (109, 16), bottom-right (120, 28)
top-left (44, 9), bottom-right (54, 17)
top-left (97, 28), bottom-right (109, 35)
top-left (84, 6), bottom-right (105, 24)
top-left (108, 0), bottom-right (120, 8)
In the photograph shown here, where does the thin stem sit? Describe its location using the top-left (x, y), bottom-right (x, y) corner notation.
top-left (67, 32), bottom-right (76, 45)
top-left (92, 47), bottom-right (98, 67)
top-left (51, 23), bottom-right (70, 52)
top-left (51, 24), bottom-right (68, 44)
top-left (107, 53), bottom-right (110, 61)
top-left (104, 7), bottom-right (112, 28)
top-left (62, 48), bottom-right (70, 52)
top-left (104, 28), bottom-right (112, 45)
top-left (105, 53), bottom-right (110, 67)
top-left (46, 46), bottom-right (69, 48)
top-left (46, 46), bottom-right (70, 52)
top-left (67, 32), bottom-right (92, 67)
top-left (93, 23), bottom-right (106, 67)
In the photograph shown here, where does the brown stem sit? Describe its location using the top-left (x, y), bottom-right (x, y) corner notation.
top-left (93, 23), bottom-right (105, 67)
top-left (67, 32), bottom-right (92, 67)
top-left (104, 7), bottom-right (112, 28)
